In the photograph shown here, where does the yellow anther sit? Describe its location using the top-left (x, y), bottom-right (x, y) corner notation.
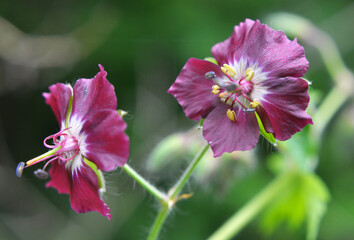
top-left (211, 89), bottom-right (220, 95)
top-left (226, 109), bottom-right (237, 122)
top-left (219, 91), bottom-right (229, 98)
top-left (211, 85), bottom-right (220, 95)
top-left (223, 64), bottom-right (236, 77)
top-left (250, 99), bottom-right (260, 108)
top-left (221, 67), bottom-right (227, 76)
top-left (244, 68), bottom-right (254, 81)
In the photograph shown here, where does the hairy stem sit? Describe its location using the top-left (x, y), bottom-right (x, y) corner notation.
top-left (122, 164), bottom-right (168, 203)
top-left (147, 144), bottom-right (210, 240)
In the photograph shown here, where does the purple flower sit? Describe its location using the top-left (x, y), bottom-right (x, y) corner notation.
top-left (168, 19), bottom-right (312, 157)
top-left (16, 65), bottom-right (129, 219)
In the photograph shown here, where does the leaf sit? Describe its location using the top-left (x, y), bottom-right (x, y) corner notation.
top-left (304, 173), bottom-right (330, 240)
top-left (260, 171), bottom-right (330, 238)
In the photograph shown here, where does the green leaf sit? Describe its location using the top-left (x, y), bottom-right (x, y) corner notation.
top-left (260, 172), bottom-right (330, 238)
top-left (304, 173), bottom-right (330, 240)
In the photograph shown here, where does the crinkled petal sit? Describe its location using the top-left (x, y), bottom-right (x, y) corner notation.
top-left (259, 77), bottom-right (313, 140)
top-left (80, 109), bottom-right (129, 171)
top-left (70, 160), bottom-right (111, 220)
top-left (203, 104), bottom-right (259, 157)
top-left (211, 19), bottom-right (255, 66)
top-left (71, 64), bottom-right (117, 122)
top-left (168, 58), bottom-right (222, 121)
top-left (46, 160), bottom-right (71, 195)
top-left (43, 83), bottom-right (72, 127)
top-left (242, 20), bottom-right (308, 78)
top-left (212, 19), bottom-right (308, 78)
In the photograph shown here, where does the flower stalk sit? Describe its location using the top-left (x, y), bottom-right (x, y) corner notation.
top-left (122, 164), bottom-right (168, 203)
top-left (147, 144), bottom-right (210, 240)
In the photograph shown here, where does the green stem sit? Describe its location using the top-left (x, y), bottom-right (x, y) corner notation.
top-left (170, 144), bottom-right (210, 199)
top-left (311, 86), bottom-right (349, 139)
top-left (147, 203), bottom-right (169, 240)
top-left (207, 172), bottom-right (295, 240)
top-left (147, 144), bottom-right (210, 240)
top-left (122, 164), bottom-right (168, 203)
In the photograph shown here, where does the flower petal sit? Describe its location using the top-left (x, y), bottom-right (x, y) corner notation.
top-left (71, 64), bottom-right (117, 122)
top-left (46, 160), bottom-right (71, 195)
top-left (242, 20), bottom-right (308, 78)
top-left (203, 104), bottom-right (259, 157)
top-left (43, 83), bottom-right (72, 127)
top-left (259, 77), bottom-right (313, 140)
top-left (212, 19), bottom-right (308, 78)
top-left (168, 58), bottom-right (222, 121)
top-left (70, 161), bottom-right (111, 220)
top-left (80, 110), bottom-right (129, 171)
top-left (211, 19), bottom-right (256, 66)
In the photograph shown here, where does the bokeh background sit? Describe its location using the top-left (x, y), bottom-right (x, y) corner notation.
top-left (0, 0), bottom-right (353, 239)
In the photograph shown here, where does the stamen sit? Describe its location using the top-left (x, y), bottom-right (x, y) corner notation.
top-left (221, 67), bottom-right (227, 75)
top-left (219, 91), bottom-right (229, 98)
top-left (244, 68), bottom-right (254, 81)
top-left (243, 108), bottom-right (256, 113)
top-left (26, 148), bottom-right (60, 166)
top-left (224, 83), bottom-right (237, 92)
top-left (205, 71), bottom-right (216, 80)
top-left (241, 92), bottom-right (253, 102)
top-left (211, 85), bottom-right (220, 95)
top-left (34, 169), bottom-right (49, 180)
top-left (43, 157), bottom-right (59, 170)
top-left (250, 99), bottom-right (260, 108)
top-left (231, 94), bottom-right (248, 109)
top-left (222, 64), bottom-right (236, 77)
top-left (16, 162), bottom-right (25, 178)
top-left (226, 109), bottom-right (237, 122)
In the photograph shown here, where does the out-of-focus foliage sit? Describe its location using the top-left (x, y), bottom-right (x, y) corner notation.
top-left (260, 171), bottom-right (330, 240)
top-left (0, 0), bottom-right (353, 240)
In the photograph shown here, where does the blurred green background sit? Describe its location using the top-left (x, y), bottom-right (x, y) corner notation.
top-left (0, 0), bottom-right (353, 239)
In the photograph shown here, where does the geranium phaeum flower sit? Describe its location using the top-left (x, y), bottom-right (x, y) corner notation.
top-left (16, 65), bottom-right (129, 219)
top-left (168, 19), bottom-right (312, 157)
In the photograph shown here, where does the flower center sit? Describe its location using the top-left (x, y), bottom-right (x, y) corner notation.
top-left (16, 127), bottom-right (80, 178)
top-left (206, 63), bottom-right (261, 122)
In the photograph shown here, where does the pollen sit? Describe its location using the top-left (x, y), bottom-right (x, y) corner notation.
top-left (250, 99), bottom-right (260, 108)
top-left (34, 169), bottom-right (49, 179)
top-left (219, 91), bottom-right (229, 98)
top-left (221, 64), bottom-right (236, 77)
top-left (226, 109), bottom-right (237, 122)
top-left (16, 162), bottom-right (25, 178)
top-left (205, 71), bottom-right (216, 80)
top-left (244, 68), bottom-right (254, 81)
top-left (211, 85), bottom-right (220, 95)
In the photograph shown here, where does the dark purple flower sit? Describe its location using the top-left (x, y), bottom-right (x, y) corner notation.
top-left (168, 19), bottom-right (312, 157)
top-left (17, 65), bottom-right (129, 219)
